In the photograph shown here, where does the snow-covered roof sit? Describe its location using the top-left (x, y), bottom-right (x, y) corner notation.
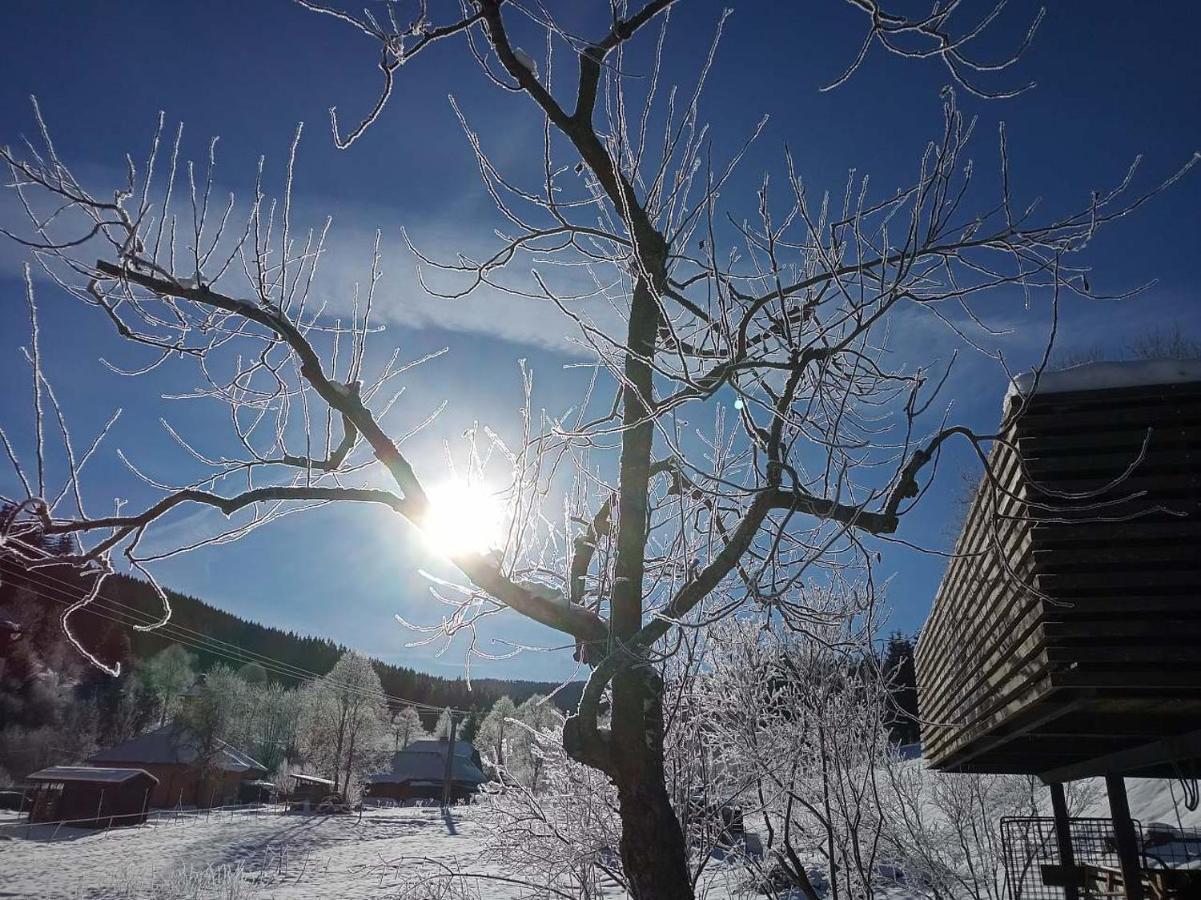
top-left (28, 766), bottom-right (158, 785)
top-left (367, 750), bottom-right (485, 786)
top-left (289, 773), bottom-right (334, 786)
top-left (1010, 359), bottom-right (1201, 399)
top-left (89, 724), bottom-right (266, 774)
top-left (405, 740), bottom-right (476, 759)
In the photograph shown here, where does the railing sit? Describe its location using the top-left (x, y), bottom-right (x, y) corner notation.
top-left (1001, 816), bottom-right (1201, 900)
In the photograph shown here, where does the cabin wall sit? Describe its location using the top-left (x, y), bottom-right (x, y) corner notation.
top-left (88, 762), bottom-right (246, 808)
top-left (365, 781), bottom-right (475, 804)
top-left (30, 780), bottom-right (154, 826)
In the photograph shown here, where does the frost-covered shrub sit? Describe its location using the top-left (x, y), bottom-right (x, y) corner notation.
top-left (477, 713), bottom-right (624, 899)
top-left (72, 862), bottom-right (261, 900)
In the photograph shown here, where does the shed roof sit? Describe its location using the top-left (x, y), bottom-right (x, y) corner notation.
top-left (89, 724), bottom-right (266, 774)
top-left (367, 750), bottom-right (486, 786)
top-left (289, 773), bottom-right (334, 786)
top-left (28, 766), bottom-right (158, 785)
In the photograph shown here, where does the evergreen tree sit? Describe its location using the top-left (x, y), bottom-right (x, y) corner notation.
top-left (882, 632), bottom-right (920, 746)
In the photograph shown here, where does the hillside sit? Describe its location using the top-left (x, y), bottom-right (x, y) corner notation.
top-left (0, 558), bottom-right (583, 716)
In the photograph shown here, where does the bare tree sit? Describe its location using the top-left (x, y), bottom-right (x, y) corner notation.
top-left (392, 704), bottom-right (427, 751)
top-left (139, 643), bottom-right (197, 725)
top-left (699, 595), bottom-right (892, 899)
top-left (0, 1), bottom-right (1196, 894)
top-left (434, 707), bottom-right (455, 741)
top-left (477, 695), bottom-right (519, 771)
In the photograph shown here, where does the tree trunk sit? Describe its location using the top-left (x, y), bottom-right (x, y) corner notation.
top-left (342, 727), bottom-right (357, 797)
top-left (611, 668), bottom-right (692, 900)
top-left (331, 707), bottom-right (347, 792)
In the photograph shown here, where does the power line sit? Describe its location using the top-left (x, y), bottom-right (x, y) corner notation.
top-left (17, 576), bottom-right (473, 717)
top-left (6, 561), bottom-right (350, 686)
top-left (1, 561), bottom-right (478, 716)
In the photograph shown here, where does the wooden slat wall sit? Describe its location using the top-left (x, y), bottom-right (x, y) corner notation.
top-left (917, 380), bottom-right (1201, 773)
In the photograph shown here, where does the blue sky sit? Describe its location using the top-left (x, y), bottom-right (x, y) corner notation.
top-left (0, 1), bottom-right (1198, 681)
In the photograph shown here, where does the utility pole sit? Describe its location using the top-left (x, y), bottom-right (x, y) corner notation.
top-left (440, 709), bottom-right (458, 809)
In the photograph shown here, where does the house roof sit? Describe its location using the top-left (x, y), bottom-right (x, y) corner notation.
top-left (367, 750), bottom-right (486, 786)
top-left (28, 766), bottom-right (158, 785)
top-left (89, 724), bottom-right (266, 775)
top-left (405, 739), bottom-right (477, 759)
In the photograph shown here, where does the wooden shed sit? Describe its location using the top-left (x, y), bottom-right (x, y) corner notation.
top-left (27, 766), bottom-right (158, 827)
top-left (88, 723), bottom-right (266, 808)
top-left (287, 773), bottom-right (336, 807)
top-left (917, 361), bottom-right (1201, 782)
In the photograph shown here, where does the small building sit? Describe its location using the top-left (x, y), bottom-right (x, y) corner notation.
top-left (26, 766), bottom-right (158, 827)
top-left (287, 773), bottom-right (336, 807)
top-left (237, 779), bottom-right (275, 804)
top-left (365, 741), bottom-right (486, 804)
top-left (88, 723), bottom-right (266, 808)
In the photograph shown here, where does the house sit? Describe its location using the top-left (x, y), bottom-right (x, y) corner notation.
top-left (364, 740), bottom-right (486, 804)
top-left (88, 723), bottom-right (266, 808)
top-left (26, 766), bottom-right (158, 827)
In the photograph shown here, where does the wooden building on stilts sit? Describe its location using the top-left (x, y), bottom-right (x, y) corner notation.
top-left (917, 361), bottom-right (1201, 900)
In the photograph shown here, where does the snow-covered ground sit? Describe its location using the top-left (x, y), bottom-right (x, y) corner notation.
top-left (0, 804), bottom-right (750, 899)
top-left (0, 805), bottom-right (533, 899)
top-left (1, 777), bottom-right (1196, 899)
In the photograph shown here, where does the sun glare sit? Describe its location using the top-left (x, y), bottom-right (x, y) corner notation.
top-left (422, 479), bottom-right (505, 558)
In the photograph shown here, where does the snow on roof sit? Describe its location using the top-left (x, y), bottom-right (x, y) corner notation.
top-left (1010, 359), bottom-right (1201, 399)
top-left (28, 766), bottom-right (158, 785)
top-left (289, 773), bottom-right (334, 785)
top-left (405, 740), bottom-right (476, 759)
top-left (89, 724), bottom-right (266, 774)
top-left (367, 750), bottom-right (485, 786)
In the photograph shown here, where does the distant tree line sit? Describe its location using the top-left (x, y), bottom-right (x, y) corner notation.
top-left (0, 502), bottom-right (581, 784)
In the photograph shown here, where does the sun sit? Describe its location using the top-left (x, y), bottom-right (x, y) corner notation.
top-left (421, 479), bottom-right (505, 558)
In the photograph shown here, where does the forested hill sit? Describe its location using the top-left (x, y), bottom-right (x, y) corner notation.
top-left (1, 559), bottom-right (583, 714)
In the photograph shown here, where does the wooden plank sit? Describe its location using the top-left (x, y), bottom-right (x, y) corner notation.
top-left (1042, 619), bottom-right (1201, 640)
